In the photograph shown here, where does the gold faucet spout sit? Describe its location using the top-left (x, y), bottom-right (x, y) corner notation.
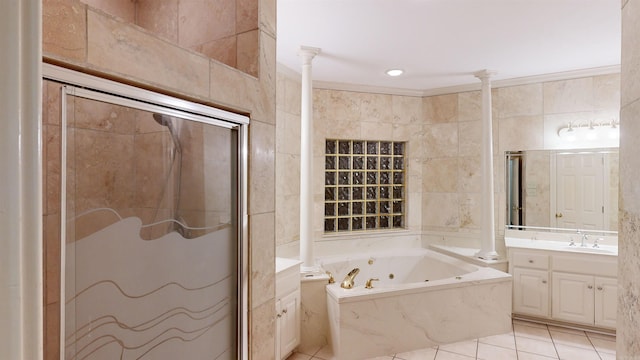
top-left (365, 278), bottom-right (380, 289)
top-left (340, 268), bottom-right (360, 289)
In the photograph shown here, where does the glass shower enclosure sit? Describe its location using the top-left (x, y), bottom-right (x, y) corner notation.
top-left (48, 67), bottom-right (248, 359)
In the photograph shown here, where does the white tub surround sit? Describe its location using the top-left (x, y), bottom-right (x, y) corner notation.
top-left (298, 45), bottom-right (321, 272)
top-left (323, 249), bottom-right (512, 360)
top-left (474, 70), bottom-right (499, 261)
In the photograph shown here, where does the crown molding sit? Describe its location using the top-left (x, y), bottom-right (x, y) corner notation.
top-left (276, 62), bottom-right (621, 97)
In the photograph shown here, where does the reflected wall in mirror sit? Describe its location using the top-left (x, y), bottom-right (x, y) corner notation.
top-left (505, 148), bottom-right (618, 232)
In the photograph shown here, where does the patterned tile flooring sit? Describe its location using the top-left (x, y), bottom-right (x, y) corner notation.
top-left (287, 319), bottom-right (615, 360)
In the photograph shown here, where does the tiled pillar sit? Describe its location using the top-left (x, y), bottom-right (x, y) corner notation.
top-left (619, 0), bottom-right (640, 357)
top-left (0, 1), bottom-right (43, 359)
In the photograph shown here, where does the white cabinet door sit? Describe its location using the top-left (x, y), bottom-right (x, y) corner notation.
top-left (552, 272), bottom-right (594, 325)
top-left (513, 268), bottom-right (549, 317)
top-left (278, 290), bottom-right (300, 359)
top-left (594, 277), bottom-right (617, 329)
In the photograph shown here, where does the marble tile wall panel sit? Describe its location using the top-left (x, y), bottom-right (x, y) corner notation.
top-left (457, 91), bottom-right (482, 122)
top-left (422, 158), bottom-right (458, 193)
top-left (237, 30), bottom-right (260, 77)
top-left (422, 193), bottom-right (460, 230)
top-left (496, 83), bottom-right (543, 118)
top-left (249, 120), bottom-right (276, 215)
top-left (81, 0), bottom-right (135, 22)
top-left (195, 36), bottom-right (238, 69)
top-left (250, 298), bottom-right (276, 360)
top-left (299, 279), bottom-right (330, 353)
top-left (135, 0), bottom-right (179, 43)
top-left (423, 93), bottom-right (457, 124)
top-left (498, 115), bottom-right (545, 151)
top-left (42, 0), bottom-right (87, 62)
top-left (327, 277), bottom-right (512, 360)
top-left (237, 0), bottom-right (259, 33)
top-left (87, 9), bottom-right (210, 99)
top-left (619, 1), bottom-right (640, 348)
top-left (177, 0), bottom-right (235, 48)
top-left (251, 212), bottom-right (275, 307)
top-left (459, 193), bottom-right (481, 230)
top-left (543, 77), bottom-right (595, 114)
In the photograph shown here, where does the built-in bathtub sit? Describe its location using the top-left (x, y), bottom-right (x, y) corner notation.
top-left (320, 248), bottom-right (512, 360)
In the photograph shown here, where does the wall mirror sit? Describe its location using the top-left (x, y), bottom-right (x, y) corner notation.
top-left (505, 148), bottom-right (619, 233)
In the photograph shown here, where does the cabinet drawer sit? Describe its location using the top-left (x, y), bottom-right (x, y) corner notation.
top-left (512, 252), bottom-right (549, 270)
top-left (276, 269), bottom-right (300, 299)
top-left (552, 255), bottom-right (617, 277)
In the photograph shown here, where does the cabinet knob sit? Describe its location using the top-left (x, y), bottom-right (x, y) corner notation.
top-left (597, 286), bottom-right (603, 291)
top-left (528, 260), bottom-right (534, 263)
top-left (588, 285), bottom-right (594, 289)
top-left (542, 280), bottom-right (547, 284)
top-left (282, 309), bottom-right (288, 314)
top-left (276, 313), bottom-right (282, 318)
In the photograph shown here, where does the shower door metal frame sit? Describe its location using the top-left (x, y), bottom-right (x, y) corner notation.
top-left (44, 63), bottom-right (250, 360)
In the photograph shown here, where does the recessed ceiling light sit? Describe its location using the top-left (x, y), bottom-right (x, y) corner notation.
top-left (386, 69), bottom-right (404, 77)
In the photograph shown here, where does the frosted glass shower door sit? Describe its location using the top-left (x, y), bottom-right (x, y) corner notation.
top-left (62, 88), bottom-right (241, 360)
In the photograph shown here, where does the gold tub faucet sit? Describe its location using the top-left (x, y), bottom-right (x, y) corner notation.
top-left (365, 278), bottom-right (380, 289)
top-left (340, 268), bottom-right (360, 289)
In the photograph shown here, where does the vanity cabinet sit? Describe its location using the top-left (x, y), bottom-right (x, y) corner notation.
top-left (511, 250), bottom-right (550, 317)
top-left (512, 268), bottom-right (549, 317)
top-left (275, 259), bottom-right (301, 360)
top-left (508, 246), bottom-right (617, 330)
top-left (552, 273), bottom-right (617, 328)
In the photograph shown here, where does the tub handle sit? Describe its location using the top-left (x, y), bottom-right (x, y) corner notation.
top-left (365, 278), bottom-right (380, 289)
top-left (326, 271), bottom-right (335, 284)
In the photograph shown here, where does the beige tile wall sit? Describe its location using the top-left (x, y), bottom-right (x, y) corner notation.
top-left (42, 0), bottom-right (276, 359)
top-left (77, 0), bottom-right (259, 77)
top-left (274, 72), bottom-right (620, 255)
top-left (619, 0), bottom-right (640, 356)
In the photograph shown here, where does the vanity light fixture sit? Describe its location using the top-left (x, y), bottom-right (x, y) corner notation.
top-left (557, 120), bottom-right (619, 142)
top-left (385, 69), bottom-right (404, 77)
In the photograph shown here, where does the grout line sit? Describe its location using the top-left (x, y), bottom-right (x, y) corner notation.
top-left (546, 323), bottom-right (562, 359)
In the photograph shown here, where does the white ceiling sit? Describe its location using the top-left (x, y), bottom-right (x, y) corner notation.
top-left (276, 0), bottom-right (621, 93)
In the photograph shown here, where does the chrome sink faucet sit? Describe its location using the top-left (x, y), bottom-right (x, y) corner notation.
top-left (340, 268), bottom-right (360, 289)
top-left (581, 232), bottom-right (589, 247)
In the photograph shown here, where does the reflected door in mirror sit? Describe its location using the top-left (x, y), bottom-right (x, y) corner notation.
top-left (554, 153), bottom-right (604, 230)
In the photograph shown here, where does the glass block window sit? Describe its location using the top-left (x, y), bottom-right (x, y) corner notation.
top-left (324, 139), bottom-right (406, 232)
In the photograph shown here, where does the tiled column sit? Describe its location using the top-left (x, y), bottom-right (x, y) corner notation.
top-left (0, 1), bottom-right (43, 359)
top-left (619, 0), bottom-right (640, 357)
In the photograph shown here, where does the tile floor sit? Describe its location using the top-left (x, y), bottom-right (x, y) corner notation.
top-left (287, 319), bottom-right (616, 360)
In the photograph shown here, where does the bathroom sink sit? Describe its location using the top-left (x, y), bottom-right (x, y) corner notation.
top-left (561, 246), bottom-right (617, 255)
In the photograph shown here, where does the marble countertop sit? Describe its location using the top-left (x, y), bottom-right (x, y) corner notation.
top-left (505, 237), bottom-right (618, 256)
top-left (275, 257), bottom-right (303, 274)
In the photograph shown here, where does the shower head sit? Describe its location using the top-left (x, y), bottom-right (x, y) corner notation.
top-left (153, 113), bottom-right (172, 127)
top-left (152, 113), bottom-right (182, 154)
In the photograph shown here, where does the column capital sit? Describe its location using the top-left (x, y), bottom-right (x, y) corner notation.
top-left (474, 69), bottom-right (498, 82)
top-left (298, 46), bottom-right (321, 64)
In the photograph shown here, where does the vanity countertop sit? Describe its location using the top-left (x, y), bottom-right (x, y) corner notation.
top-left (505, 237), bottom-right (618, 256)
top-left (276, 257), bottom-right (303, 274)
